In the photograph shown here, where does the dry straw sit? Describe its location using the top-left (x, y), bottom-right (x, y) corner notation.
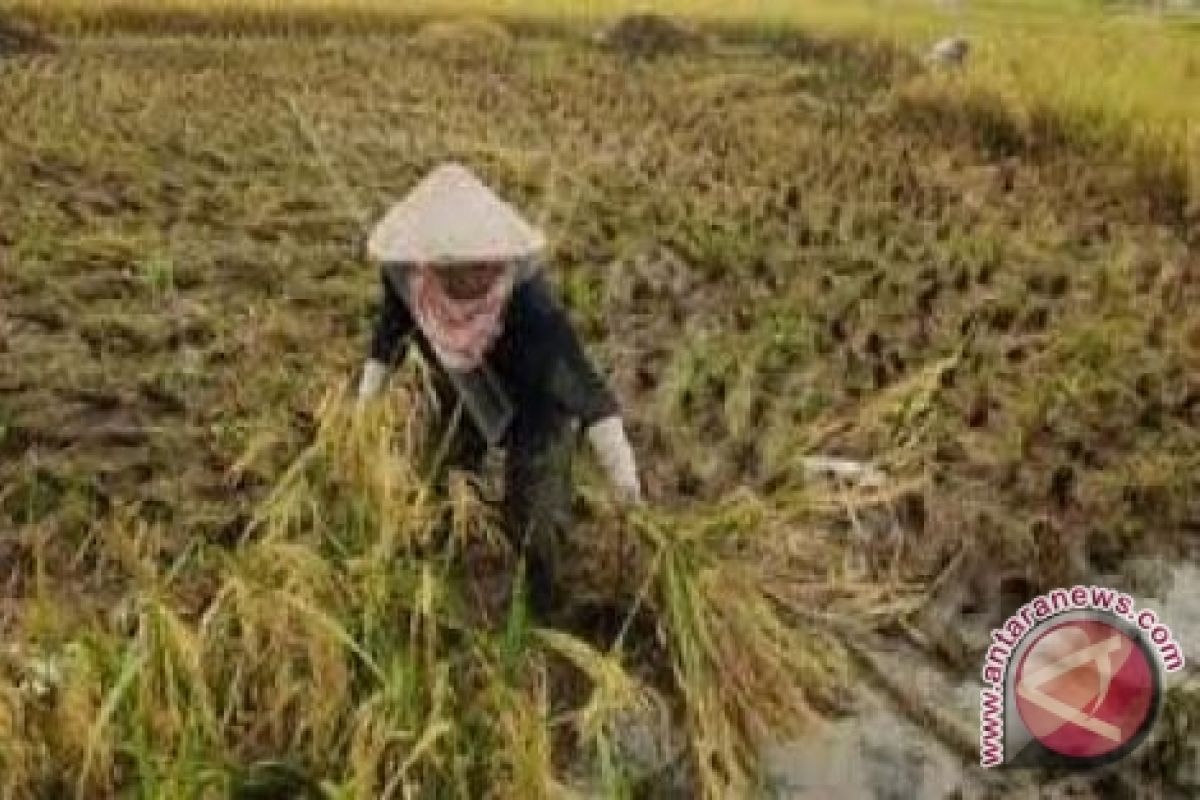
top-left (0, 362), bottom-right (929, 797)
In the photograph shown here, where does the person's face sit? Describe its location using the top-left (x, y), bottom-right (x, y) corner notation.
top-left (434, 261), bottom-right (509, 301)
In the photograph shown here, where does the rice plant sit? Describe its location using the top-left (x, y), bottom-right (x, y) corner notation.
top-left (0, 358), bottom-right (935, 796)
top-left (626, 501), bottom-right (849, 797)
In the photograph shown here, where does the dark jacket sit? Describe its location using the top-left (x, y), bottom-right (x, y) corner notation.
top-left (370, 268), bottom-right (619, 434)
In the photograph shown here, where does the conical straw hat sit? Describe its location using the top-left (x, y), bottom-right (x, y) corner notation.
top-left (367, 163), bottom-right (546, 266)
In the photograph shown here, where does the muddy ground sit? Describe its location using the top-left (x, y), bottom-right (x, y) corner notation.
top-left (1, 21), bottom-right (1198, 798)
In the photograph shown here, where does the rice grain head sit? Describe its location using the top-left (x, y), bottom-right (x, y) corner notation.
top-left (201, 538), bottom-right (352, 762)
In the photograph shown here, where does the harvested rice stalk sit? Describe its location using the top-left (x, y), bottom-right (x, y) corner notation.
top-left (247, 373), bottom-right (437, 550)
top-left (629, 504), bottom-right (849, 798)
top-left (347, 655), bottom-right (457, 799)
top-left (80, 592), bottom-right (218, 794)
top-left (200, 538), bottom-right (353, 763)
top-left (535, 628), bottom-right (672, 790)
top-left (478, 663), bottom-right (568, 800)
top-left (0, 676), bottom-right (44, 800)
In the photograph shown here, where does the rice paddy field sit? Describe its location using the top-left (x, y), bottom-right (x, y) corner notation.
top-left (1, 1), bottom-right (1199, 798)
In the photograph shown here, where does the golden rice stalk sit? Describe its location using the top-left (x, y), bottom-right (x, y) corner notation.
top-left (533, 629), bottom-right (658, 747)
top-left (124, 595), bottom-right (214, 747)
top-left (251, 374), bottom-right (442, 555)
top-left (698, 487), bottom-right (927, 626)
top-left (347, 657), bottom-right (456, 800)
top-left (0, 677), bottom-right (43, 800)
top-left (331, 389), bottom-right (432, 545)
top-left (78, 592), bottom-right (216, 793)
top-left (535, 628), bottom-right (671, 795)
top-left (89, 506), bottom-right (171, 589)
top-left (630, 505), bottom-right (849, 799)
top-left (480, 664), bottom-right (571, 800)
top-left (201, 538), bottom-right (353, 763)
top-left (0, 618), bottom-right (119, 798)
top-left (50, 642), bottom-right (113, 798)
top-left (801, 354), bottom-right (959, 475)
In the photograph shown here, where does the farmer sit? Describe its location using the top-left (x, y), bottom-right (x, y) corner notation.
top-left (356, 163), bottom-right (642, 614)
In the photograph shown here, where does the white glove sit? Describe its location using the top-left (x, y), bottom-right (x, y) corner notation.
top-left (357, 358), bottom-right (391, 403)
top-left (587, 415), bottom-right (642, 505)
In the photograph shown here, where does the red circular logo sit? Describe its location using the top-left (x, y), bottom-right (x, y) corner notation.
top-left (1014, 619), bottom-right (1157, 761)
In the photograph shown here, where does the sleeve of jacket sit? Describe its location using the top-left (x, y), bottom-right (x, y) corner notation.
top-left (369, 269), bottom-right (415, 365)
top-left (522, 276), bottom-right (620, 427)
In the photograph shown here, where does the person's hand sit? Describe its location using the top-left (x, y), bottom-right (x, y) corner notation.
top-left (612, 465), bottom-right (643, 508)
top-left (587, 416), bottom-right (643, 508)
top-left (356, 358), bottom-right (390, 407)
top-left (614, 480), bottom-right (643, 507)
